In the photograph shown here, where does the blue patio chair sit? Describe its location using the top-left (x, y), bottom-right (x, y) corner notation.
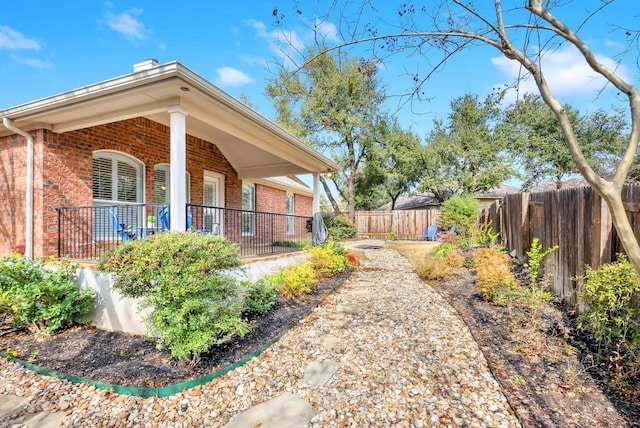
top-left (158, 205), bottom-right (169, 231)
top-left (158, 205), bottom-right (193, 231)
top-left (438, 225), bottom-right (457, 240)
top-left (422, 224), bottom-right (438, 241)
top-left (107, 207), bottom-right (136, 241)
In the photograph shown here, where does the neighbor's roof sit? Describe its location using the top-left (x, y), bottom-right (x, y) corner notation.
top-left (475, 184), bottom-right (521, 198)
top-left (376, 193), bottom-right (440, 211)
top-left (0, 59), bottom-right (340, 179)
top-left (529, 178), bottom-right (589, 192)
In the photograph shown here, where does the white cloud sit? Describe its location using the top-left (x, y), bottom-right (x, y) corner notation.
top-left (0, 26), bottom-right (41, 50)
top-left (313, 20), bottom-right (339, 44)
top-left (491, 45), bottom-right (632, 102)
top-left (104, 8), bottom-right (148, 42)
top-left (216, 67), bottom-right (253, 87)
top-left (243, 55), bottom-right (267, 66)
top-left (17, 56), bottom-right (52, 69)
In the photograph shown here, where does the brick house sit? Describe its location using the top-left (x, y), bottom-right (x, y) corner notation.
top-left (0, 59), bottom-right (338, 259)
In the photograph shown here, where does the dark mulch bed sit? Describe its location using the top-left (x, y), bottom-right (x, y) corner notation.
top-left (433, 268), bottom-right (639, 428)
top-left (0, 270), bottom-right (351, 389)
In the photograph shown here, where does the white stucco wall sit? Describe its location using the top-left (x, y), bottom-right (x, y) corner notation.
top-left (78, 253), bottom-right (309, 335)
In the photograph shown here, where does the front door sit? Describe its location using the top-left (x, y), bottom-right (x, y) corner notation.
top-left (203, 171), bottom-right (224, 234)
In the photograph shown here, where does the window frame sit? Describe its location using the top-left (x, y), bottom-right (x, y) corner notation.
top-left (241, 182), bottom-right (256, 236)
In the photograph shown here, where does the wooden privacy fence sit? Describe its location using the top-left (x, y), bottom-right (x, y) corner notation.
top-left (355, 209), bottom-right (440, 240)
top-left (486, 184), bottom-right (640, 306)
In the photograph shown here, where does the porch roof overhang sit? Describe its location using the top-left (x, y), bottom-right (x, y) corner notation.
top-left (0, 60), bottom-right (340, 179)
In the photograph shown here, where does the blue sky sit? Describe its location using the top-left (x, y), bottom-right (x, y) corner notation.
top-left (1, 1), bottom-right (637, 142)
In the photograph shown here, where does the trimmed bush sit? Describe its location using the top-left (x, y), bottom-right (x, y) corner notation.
top-left (307, 242), bottom-right (347, 279)
top-left (417, 255), bottom-right (453, 281)
top-left (276, 262), bottom-right (317, 299)
top-left (0, 256), bottom-right (94, 333)
top-left (98, 232), bottom-right (248, 360)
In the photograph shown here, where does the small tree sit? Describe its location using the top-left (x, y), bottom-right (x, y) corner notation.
top-left (438, 194), bottom-right (480, 241)
top-left (273, 1), bottom-right (640, 276)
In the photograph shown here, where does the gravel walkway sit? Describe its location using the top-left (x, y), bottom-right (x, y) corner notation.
top-left (0, 245), bottom-right (521, 427)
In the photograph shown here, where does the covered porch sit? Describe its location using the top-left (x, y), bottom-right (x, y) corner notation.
top-left (0, 59), bottom-right (339, 259)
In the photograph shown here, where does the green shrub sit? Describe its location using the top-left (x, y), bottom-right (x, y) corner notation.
top-left (271, 240), bottom-right (310, 248)
top-left (526, 237), bottom-right (559, 287)
top-left (307, 242), bottom-right (347, 278)
top-left (474, 221), bottom-right (500, 247)
top-left (277, 262), bottom-right (316, 299)
top-left (323, 214), bottom-right (357, 241)
top-left (439, 194), bottom-right (480, 243)
top-left (242, 273), bottom-right (281, 315)
top-left (98, 232), bottom-right (248, 360)
top-left (578, 254), bottom-right (640, 386)
top-left (433, 242), bottom-right (457, 258)
top-left (578, 254), bottom-right (640, 351)
top-left (0, 256), bottom-right (94, 333)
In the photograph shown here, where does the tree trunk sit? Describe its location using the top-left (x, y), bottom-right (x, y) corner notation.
top-left (347, 173), bottom-right (356, 222)
top-left (320, 175), bottom-right (341, 215)
top-left (602, 189), bottom-right (640, 276)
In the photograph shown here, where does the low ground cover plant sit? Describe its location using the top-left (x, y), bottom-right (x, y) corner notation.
top-left (0, 256), bottom-right (94, 334)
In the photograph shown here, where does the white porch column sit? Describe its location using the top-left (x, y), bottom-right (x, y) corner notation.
top-left (312, 172), bottom-right (321, 214)
top-left (169, 107), bottom-right (187, 231)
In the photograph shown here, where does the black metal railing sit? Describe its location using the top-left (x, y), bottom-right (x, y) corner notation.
top-left (55, 203), bottom-right (167, 260)
top-left (187, 204), bottom-right (312, 257)
top-left (55, 203), bottom-right (312, 260)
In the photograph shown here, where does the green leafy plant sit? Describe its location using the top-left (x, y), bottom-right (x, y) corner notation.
top-left (474, 221), bottom-right (500, 247)
top-left (438, 194), bottom-right (480, 243)
top-left (28, 350), bottom-right (39, 363)
top-left (578, 254), bottom-right (640, 352)
top-left (577, 254), bottom-right (640, 387)
top-left (526, 237), bottom-right (559, 287)
top-left (322, 214), bottom-right (358, 241)
top-left (3, 349), bottom-right (18, 360)
top-left (271, 240), bottom-right (310, 248)
top-left (0, 256), bottom-right (95, 333)
top-left (307, 242), bottom-right (348, 279)
top-left (277, 262), bottom-right (316, 299)
top-left (99, 232), bottom-right (249, 361)
top-left (433, 242), bottom-right (457, 258)
top-left (242, 273), bottom-right (281, 315)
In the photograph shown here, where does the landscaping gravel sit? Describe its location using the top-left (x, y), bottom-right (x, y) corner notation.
top-left (0, 244), bottom-right (521, 427)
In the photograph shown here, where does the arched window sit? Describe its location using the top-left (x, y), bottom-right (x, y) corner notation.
top-left (93, 151), bottom-right (143, 204)
top-left (92, 151), bottom-right (143, 238)
top-left (154, 164), bottom-right (190, 204)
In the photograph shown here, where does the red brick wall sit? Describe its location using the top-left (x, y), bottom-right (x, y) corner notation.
top-left (1, 116), bottom-right (314, 257)
top-left (1, 117), bottom-right (242, 257)
top-left (0, 133), bottom-right (30, 255)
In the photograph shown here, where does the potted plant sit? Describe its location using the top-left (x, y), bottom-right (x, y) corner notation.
top-left (147, 215), bottom-right (156, 229)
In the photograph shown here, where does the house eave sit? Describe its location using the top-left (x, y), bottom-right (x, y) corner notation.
top-left (0, 61), bottom-right (340, 176)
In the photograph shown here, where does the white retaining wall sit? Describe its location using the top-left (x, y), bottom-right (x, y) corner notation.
top-left (77, 253), bottom-right (309, 335)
